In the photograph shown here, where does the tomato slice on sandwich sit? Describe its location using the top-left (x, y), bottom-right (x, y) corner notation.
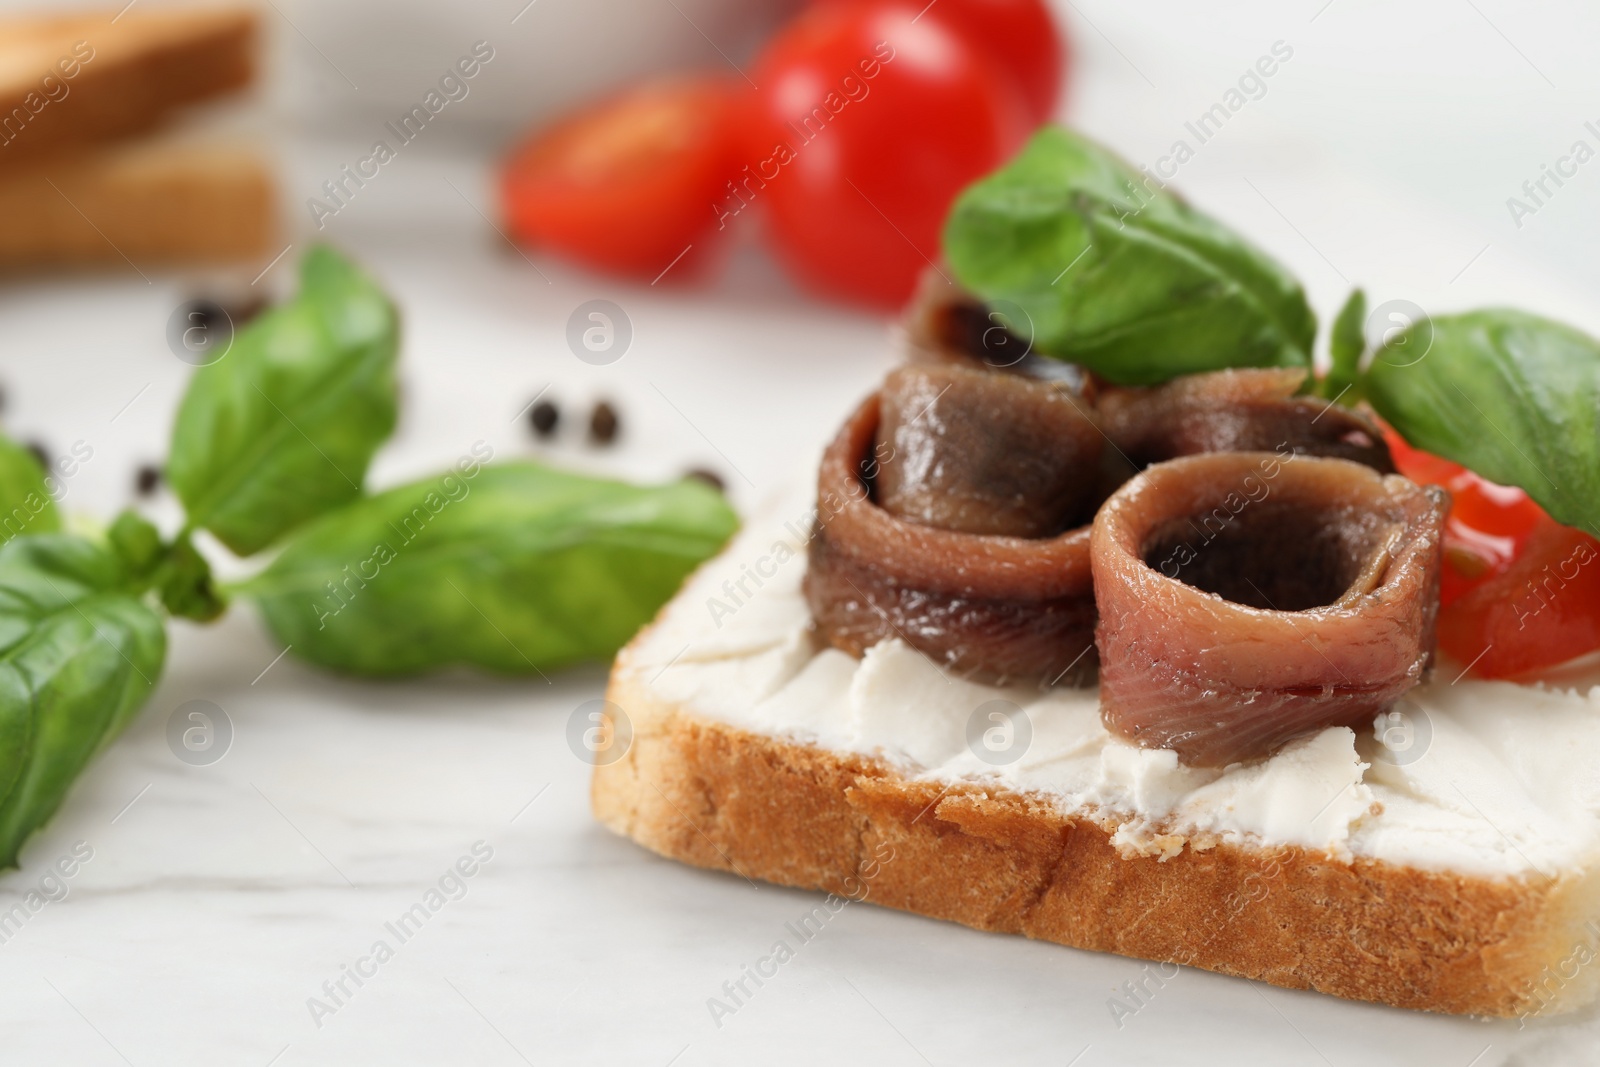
top-left (1386, 427), bottom-right (1600, 678)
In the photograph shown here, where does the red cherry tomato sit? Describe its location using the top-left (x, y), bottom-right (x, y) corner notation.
top-left (816, 0), bottom-right (1066, 121)
top-left (499, 75), bottom-right (746, 279)
top-left (1437, 518), bottom-right (1600, 679)
top-left (1385, 426), bottom-right (1600, 677)
top-left (748, 2), bottom-right (1033, 307)
top-left (1385, 428), bottom-right (1544, 606)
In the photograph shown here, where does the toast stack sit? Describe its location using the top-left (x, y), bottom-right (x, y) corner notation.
top-left (0, 6), bottom-right (272, 268)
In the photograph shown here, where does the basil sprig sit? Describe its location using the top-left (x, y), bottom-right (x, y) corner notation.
top-left (944, 127), bottom-right (1600, 537)
top-left (167, 245), bottom-right (400, 556)
top-left (942, 125), bottom-right (1317, 385)
top-left (1365, 310), bottom-right (1600, 536)
top-left (0, 245), bottom-right (738, 864)
top-left (240, 464), bottom-right (736, 675)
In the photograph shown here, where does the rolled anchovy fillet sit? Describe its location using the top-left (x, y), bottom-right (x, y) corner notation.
top-left (902, 269), bottom-right (1090, 389)
top-left (875, 364), bottom-right (1105, 538)
top-left (1096, 367), bottom-right (1395, 473)
top-left (909, 280), bottom-right (1391, 473)
top-left (903, 268), bottom-right (1016, 370)
top-left (1092, 451), bottom-right (1446, 767)
top-left (803, 392), bottom-right (1100, 685)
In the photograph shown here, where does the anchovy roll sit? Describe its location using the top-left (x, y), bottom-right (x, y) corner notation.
top-left (902, 271), bottom-right (1015, 371)
top-left (1092, 451), bottom-right (1446, 766)
top-left (803, 372), bottom-right (1103, 685)
top-left (905, 289), bottom-right (1019, 371)
top-left (875, 364), bottom-right (1104, 538)
top-left (1097, 368), bottom-right (1394, 473)
top-left (902, 271), bottom-right (1092, 390)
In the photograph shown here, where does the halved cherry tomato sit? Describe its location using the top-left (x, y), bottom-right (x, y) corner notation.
top-left (1437, 518), bottom-right (1600, 679)
top-left (749, 1), bottom-right (1033, 306)
top-left (816, 0), bottom-right (1067, 122)
top-left (1385, 426), bottom-right (1600, 677)
top-left (499, 75), bottom-right (747, 279)
top-left (1385, 428), bottom-right (1543, 606)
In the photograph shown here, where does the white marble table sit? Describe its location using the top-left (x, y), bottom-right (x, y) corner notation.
top-left (5, 0), bottom-right (1600, 1058)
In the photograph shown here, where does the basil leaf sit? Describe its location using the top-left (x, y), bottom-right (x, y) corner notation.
top-left (167, 245), bottom-right (400, 556)
top-left (942, 126), bottom-right (1316, 385)
top-left (0, 435), bottom-right (60, 544)
top-left (0, 534), bottom-right (165, 867)
top-left (1365, 309), bottom-right (1600, 536)
top-left (1323, 288), bottom-right (1366, 401)
top-left (239, 462), bottom-right (738, 676)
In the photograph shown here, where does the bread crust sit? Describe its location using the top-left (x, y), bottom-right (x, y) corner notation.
top-left (0, 142), bottom-right (273, 266)
top-left (0, 8), bottom-right (257, 166)
top-left (595, 627), bottom-right (1600, 1019)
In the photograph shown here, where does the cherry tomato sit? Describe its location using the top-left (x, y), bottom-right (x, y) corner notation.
top-left (1385, 427), bottom-right (1600, 677)
top-left (748, 2), bottom-right (1033, 306)
top-left (499, 75), bottom-right (747, 279)
top-left (1436, 518), bottom-right (1600, 679)
top-left (816, 0), bottom-right (1066, 122)
top-left (1385, 428), bottom-right (1544, 606)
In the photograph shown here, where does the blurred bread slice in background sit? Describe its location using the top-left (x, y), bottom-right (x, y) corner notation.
top-left (0, 5), bottom-right (272, 268)
top-left (0, 137), bottom-right (271, 267)
top-left (0, 6), bottom-right (256, 165)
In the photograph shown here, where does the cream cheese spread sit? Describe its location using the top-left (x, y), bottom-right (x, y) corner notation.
top-left (626, 490), bottom-right (1600, 878)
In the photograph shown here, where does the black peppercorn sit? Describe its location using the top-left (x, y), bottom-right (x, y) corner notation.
top-left (229, 296), bottom-right (269, 327)
top-left (530, 398), bottom-right (559, 438)
top-left (135, 464), bottom-right (161, 496)
top-left (685, 468), bottom-right (724, 493)
top-left (589, 400), bottom-right (620, 444)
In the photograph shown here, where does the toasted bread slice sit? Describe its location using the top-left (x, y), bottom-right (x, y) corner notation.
top-left (592, 498), bottom-right (1600, 1020)
top-left (0, 139), bottom-right (273, 267)
top-left (0, 6), bottom-right (256, 167)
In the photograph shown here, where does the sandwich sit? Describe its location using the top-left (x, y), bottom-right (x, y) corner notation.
top-left (591, 127), bottom-right (1600, 1021)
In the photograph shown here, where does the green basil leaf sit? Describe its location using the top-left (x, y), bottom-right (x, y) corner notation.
top-left (239, 462), bottom-right (738, 676)
top-left (942, 125), bottom-right (1316, 385)
top-left (167, 245), bottom-right (400, 556)
top-left (0, 435), bottom-right (60, 544)
top-left (1322, 288), bottom-right (1366, 401)
top-left (1365, 309), bottom-right (1600, 536)
top-left (0, 534), bottom-right (166, 867)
